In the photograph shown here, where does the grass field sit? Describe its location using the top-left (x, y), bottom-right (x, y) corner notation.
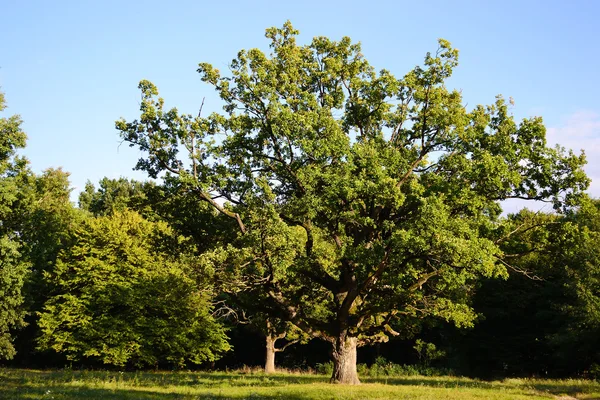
top-left (1, 368), bottom-right (600, 399)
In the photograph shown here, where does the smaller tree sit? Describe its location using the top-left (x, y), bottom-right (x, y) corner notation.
top-left (262, 318), bottom-right (307, 373)
top-left (38, 210), bottom-right (230, 367)
top-left (205, 205), bottom-right (318, 373)
top-left (218, 297), bottom-right (307, 373)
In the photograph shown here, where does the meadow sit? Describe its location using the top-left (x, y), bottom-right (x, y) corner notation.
top-left (1, 368), bottom-right (600, 400)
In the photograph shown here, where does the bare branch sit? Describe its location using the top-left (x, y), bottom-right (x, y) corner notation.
top-left (495, 256), bottom-right (543, 281)
top-left (495, 221), bottom-right (558, 245)
top-left (212, 300), bottom-right (250, 324)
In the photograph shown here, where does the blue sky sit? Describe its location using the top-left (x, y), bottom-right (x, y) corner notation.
top-left (2, 0), bottom-right (600, 211)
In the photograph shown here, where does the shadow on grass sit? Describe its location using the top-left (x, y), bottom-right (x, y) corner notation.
top-left (365, 376), bottom-right (600, 398)
top-left (1, 369), bottom-right (327, 388)
top-left (3, 368), bottom-right (600, 399)
top-left (518, 380), bottom-right (600, 398)
top-left (364, 377), bottom-right (498, 390)
top-left (0, 385), bottom-right (310, 400)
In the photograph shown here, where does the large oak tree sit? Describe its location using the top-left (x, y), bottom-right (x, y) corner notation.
top-left (117, 22), bottom-right (588, 383)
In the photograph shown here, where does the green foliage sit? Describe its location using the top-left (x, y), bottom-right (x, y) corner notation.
top-left (0, 90), bottom-right (31, 360)
top-left (442, 202), bottom-right (600, 378)
top-left (0, 92), bottom-right (86, 363)
top-left (117, 22), bottom-right (588, 378)
top-left (356, 357), bottom-right (452, 377)
top-left (37, 210), bottom-right (230, 367)
top-left (6, 168), bottom-right (89, 366)
top-left (78, 177), bottom-right (155, 217)
top-left (21, 169), bottom-right (83, 290)
top-left (0, 237), bottom-right (28, 360)
top-left (414, 339), bottom-right (445, 367)
top-left (315, 361), bottom-right (334, 376)
top-left (548, 199), bottom-right (600, 373)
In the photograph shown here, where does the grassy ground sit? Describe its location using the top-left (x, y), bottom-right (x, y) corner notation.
top-left (1, 368), bottom-right (600, 400)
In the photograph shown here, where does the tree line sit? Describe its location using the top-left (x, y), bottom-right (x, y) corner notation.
top-left (1, 22), bottom-right (598, 384)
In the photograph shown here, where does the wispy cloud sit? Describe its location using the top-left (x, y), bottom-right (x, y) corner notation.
top-left (502, 111), bottom-right (600, 214)
top-left (546, 111), bottom-right (600, 197)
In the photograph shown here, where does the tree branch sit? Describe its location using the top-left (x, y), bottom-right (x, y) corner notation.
top-left (275, 338), bottom-right (301, 353)
top-left (495, 221), bottom-right (558, 245)
top-left (495, 256), bottom-right (543, 281)
top-left (197, 190), bottom-right (247, 234)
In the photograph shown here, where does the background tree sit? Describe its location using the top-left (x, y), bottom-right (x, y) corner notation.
top-left (117, 22), bottom-right (588, 383)
top-left (544, 200), bottom-right (600, 376)
top-left (0, 90), bottom-right (31, 360)
top-left (10, 168), bottom-right (85, 366)
top-left (0, 91), bottom-right (86, 364)
top-left (0, 237), bottom-right (27, 361)
top-left (78, 177), bottom-right (154, 217)
top-left (37, 210), bottom-right (230, 368)
top-left (79, 177), bottom-right (236, 254)
top-left (434, 209), bottom-right (563, 377)
top-left (435, 203), bottom-right (600, 379)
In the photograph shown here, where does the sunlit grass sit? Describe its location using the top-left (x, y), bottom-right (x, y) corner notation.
top-left (1, 368), bottom-right (599, 399)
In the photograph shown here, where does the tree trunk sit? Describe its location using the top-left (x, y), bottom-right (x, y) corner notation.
top-left (330, 336), bottom-right (360, 384)
top-left (265, 333), bottom-right (276, 374)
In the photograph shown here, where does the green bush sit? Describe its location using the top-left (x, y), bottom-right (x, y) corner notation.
top-left (357, 357), bottom-right (453, 377)
top-left (315, 361), bottom-right (333, 376)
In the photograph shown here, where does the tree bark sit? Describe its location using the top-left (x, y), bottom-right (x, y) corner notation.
top-left (330, 336), bottom-right (360, 384)
top-left (265, 333), bottom-right (277, 374)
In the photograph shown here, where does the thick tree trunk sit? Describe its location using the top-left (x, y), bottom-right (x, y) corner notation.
top-left (330, 336), bottom-right (360, 384)
top-left (265, 333), bottom-right (276, 374)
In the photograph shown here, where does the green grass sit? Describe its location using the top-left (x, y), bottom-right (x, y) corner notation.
top-left (1, 368), bottom-right (599, 399)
